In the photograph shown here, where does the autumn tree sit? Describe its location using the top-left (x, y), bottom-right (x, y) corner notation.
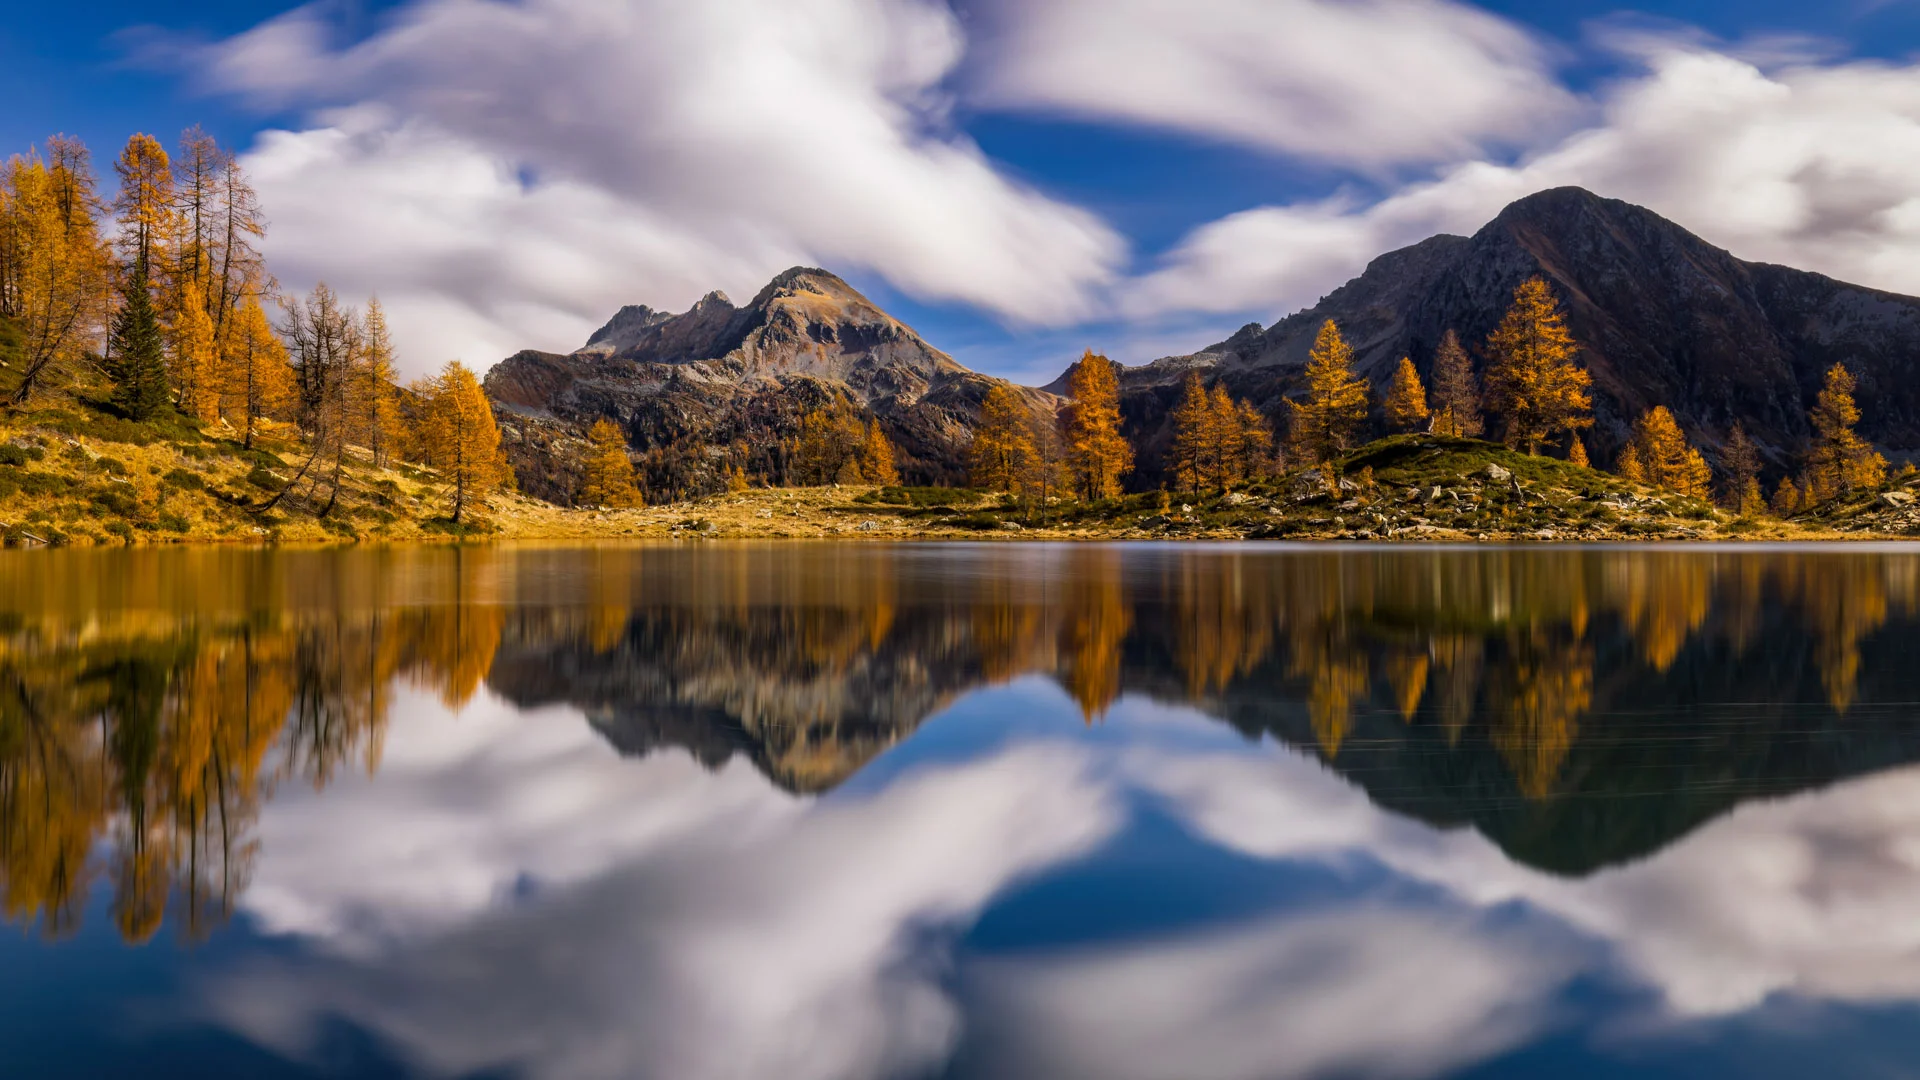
top-left (792, 398), bottom-right (868, 485)
top-left (113, 135), bottom-right (173, 274)
top-left (1722, 423), bottom-right (1764, 515)
top-left (1065, 350), bottom-right (1133, 500)
top-left (971, 383), bottom-right (1038, 493)
top-left (1485, 278), bottom-right (1591, 454)
top-left (1168, 372), bottom-right (1219, 492)
top-left (1429, 330), bottom-right (1483, 438)
top-left (219, 297), bottom-right (291, 448)
top-left (349, 298), bottom-right (405, 467)
top-left (1625, 407), bottom-right (1712, 498)
top-left (577, 418), bottom-right (641, 508)
top-left (1568, 437), bottom-right (1590, 468)
top-left (168, 276), bottom-right (217, 420)
top-left (0, 147), bottom-right (109, 404)
top-left (1235, 399), bottom-right (1274, 482)
top-left (421, 361), bottom-right (509, 522)
top-left (281, 283), bottom-right (361, 512)
top-left (1616, 443), bottom-right (1646, 484)
top-left (853, 420), bottom-right (896, 486)
top-left (1804, 363), bottom-right (1886, 502)
top-left (1289, 320), bottom-right (1369, 463)
top-left (1383, 357), bottom-right (1429, 432)
top-left (108, 255), bottom-right (169, 420)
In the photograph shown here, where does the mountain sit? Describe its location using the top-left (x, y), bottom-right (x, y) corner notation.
top-left (1107, 187), bottom-right (1920, 477)
top-left (485, 268), bottom-right (1043, 501)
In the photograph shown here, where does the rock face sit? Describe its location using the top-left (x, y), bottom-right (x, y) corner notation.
top-left (1107, 187), bottom-right (1920, 476)
top-left (485, 268), bottom-right (1040, 502)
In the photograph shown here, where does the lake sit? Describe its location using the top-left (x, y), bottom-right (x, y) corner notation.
top-left (3, 542), bottom-right (1920, 1079)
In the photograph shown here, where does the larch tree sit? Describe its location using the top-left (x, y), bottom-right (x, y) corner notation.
top-left (1065, 350), bottom-right (1133, 500)
top-left (1235, 399), bottom-right (1275, 480)
top-left (1288, 320), bottom-right (1369, 463)
top-left (1804, 363), bottom-right (1886, 502)
top-left (1205, 385), bottom-right (1243, 489)
top-left (971, 383), bottom-right (1038, 494)
top-left (112, 134), bottom-right (173, 275)
top-left (1568, 437), bottom-right (1590, 468)
top-left (352, 298), bottom-right (405, 467)
top-left (792, 398), bottom-right (867, 485)
top-left (168, 276), bottom-right (217, 421)
top-left (422, 361), bottom-right (509, 523)
top-left (1383, 357), bottom-right (1430, 432)
top-left (577, 418), bottom-right (642, 508)
top-left (109, 254), bottom-right (169, 421)
top-left (1, 149), bottom-right (109, 404)
top-left (1616, 443), bottom-right (1646, 485)
top-left (1428, 330), bottom-right (1483, 438)
top-left (1721, 423), bottom-right (1765, 515)
top-left (1168, 372), bottom-right (1216, 492)
top-left (857, 419), bottom-right (900, 486)
top-left (210, 152), bottom-right (267, 347)
top-left (1485, 278), bottom-right (1592, 454)
top-left (220, 296), bottom-right (291, 448)
top-left (1627, 407), bottom-right (1712, 498)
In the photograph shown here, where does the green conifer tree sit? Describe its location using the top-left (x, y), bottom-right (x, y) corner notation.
top-left (109, 255), bottom-right (169, 421)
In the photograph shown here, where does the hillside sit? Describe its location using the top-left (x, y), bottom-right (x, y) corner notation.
top-left (485, 268), bottom-right (1053, 502)
top-left (1105, 187), bottom-right (1920, 479)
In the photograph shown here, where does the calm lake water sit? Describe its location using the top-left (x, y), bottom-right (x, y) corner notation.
top-left (4, 542), bottom-right (1920, 1079)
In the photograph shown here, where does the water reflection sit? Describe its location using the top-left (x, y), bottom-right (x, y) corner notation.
top-left (3, 544), bottom-right (1920, 951)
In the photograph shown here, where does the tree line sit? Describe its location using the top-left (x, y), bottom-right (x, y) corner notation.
top-left (0, 132), bottom-right (509, 522)
top-left (951, 275), bottom-right (1896, 517)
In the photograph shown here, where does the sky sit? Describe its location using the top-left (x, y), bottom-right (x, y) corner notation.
top-left (10, 0), bottom-right (1920, 382)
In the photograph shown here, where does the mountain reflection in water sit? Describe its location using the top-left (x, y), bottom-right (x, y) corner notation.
top-left (4, 543), bottom-right (1920, 1079)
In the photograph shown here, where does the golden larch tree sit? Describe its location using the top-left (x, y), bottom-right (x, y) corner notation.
top-left (1, 149), bottom-right (110, 404)
top-left (1804, 363), bottom-right (1886, 502)
top-left (792, 398), bottom-right (867, 485)
top-left (857, 419), bottom-right (900, 486)
top-left (113, 134), bottom-right (174, 273)
top-left (1429, 330), bottom-right (1483, 438)
top-left (971, 383), bottom-right (1038, 493)
top-left (1485, 278), bottom-right (1592, 454)
top-left (1235, 399), bottom-right (1274, 481)
top-left (1627, 407), bottom-right (1711, 497)
top-left (219, 296), bottom-right (291, 448)
top-left (1568, 437), bottom-right (1590, 468)
top-left (168, 276), bottom-right (218, 421)
top-left (351, 298), bottom-right (406, 467)
top-left (1205, 384), bottom-right (1244, 489)
top-left (1616, 442), bottom-right (1646, 484)
top-left (421, 361), bottom-right (510, 523)
top-left (577, 418), bottom-right (642, 508)
top-left (1168, 372), bottom-right (1216, 492)
top-left (1383, 357), bottom-right (1430, 432)
top-left (1289, 320), bottom-right (1369, 463)
top-left (1065, 350), bottom-right (1133, 500)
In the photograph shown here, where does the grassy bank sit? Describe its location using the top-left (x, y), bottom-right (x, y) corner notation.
top-left (0, 415), bottom-right (1898, 546)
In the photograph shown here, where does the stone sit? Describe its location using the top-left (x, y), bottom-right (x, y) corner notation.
top-left (1881, 491), bottom-right (1914, 508)
top-left (1484, 464), bottom-right (1512, 483)
top-left (1223, 492), bottom-right (1251, 507)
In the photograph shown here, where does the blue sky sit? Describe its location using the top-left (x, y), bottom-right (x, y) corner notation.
top-left (10, 0), bottom-right (1920, 381)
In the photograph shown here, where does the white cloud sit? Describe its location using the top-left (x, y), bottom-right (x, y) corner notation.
top-left (1141, 748), bottom-right (1920, 1020)
top-left (209, 692), bottom-right (1122, 1080)
top-left (963, 909), bottom-right (1577, 1080)
top-left (966, 0), bottom-right (1575, 168)
top-left (1130, 42), bottom-right (1920, 322)
top-left (205, 0), bottom-right (1125, 373)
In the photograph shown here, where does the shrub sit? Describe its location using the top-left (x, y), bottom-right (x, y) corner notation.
top-left (163, 468), bottom-right (205, 491)
top-left (94, 457), bottom-right (128, 476)
top-left (246, 465), bottom-right (282, 491)
top-left (0, 445), bottom-right (28, 467)
top-left (158, 512), bottom-right (191, 533)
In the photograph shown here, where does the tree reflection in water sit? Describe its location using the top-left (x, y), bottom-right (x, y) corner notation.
top-left (3, 543), bottom-right (1920, 941)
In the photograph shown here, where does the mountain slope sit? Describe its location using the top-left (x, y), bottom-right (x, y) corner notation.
top-left (1114, 187), bottom-right (1920, 475)
top-left (485, 268), bottom-right (1041, 500)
